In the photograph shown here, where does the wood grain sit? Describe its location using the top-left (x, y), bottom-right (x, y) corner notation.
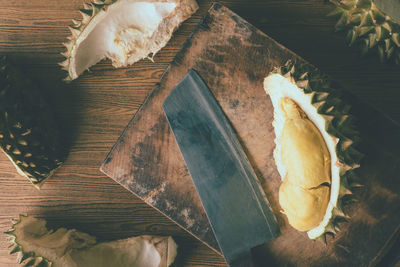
top-left (101, 4), bottom-right (400, 266)
top-left (0, 0), bottom-right (399, 266)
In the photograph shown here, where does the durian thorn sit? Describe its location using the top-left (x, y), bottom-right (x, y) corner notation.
top-left (381, 22), bottom-right (391, 33)
top-left (92, 3), bottom-right (105, 13)
top-left (312, 99), bottom-right (326, 110)
top-left (68, 26), bottom-right (80, 39)
top-left (392, 33), bottom-right (400, 47)
top-left (63, 76), bottom-right (73, 83)
top-left (315, 234), bottom-right (327, 245)
top-left (321, 114), bottom-right (335, 124)
top-left (82, 3), bottom-right (92, 10)
top-left (298, 71), bottom-right (308, 80)
top-left (368, 33), bottom-right (377, 48)
top-left (79, 10), bottom-right (92, 24)
top-left (333, 222), bottom-right (341, 232)
top-left (387, 46), bottom-right (395, 59)
top-left (332, 207), bottom-right (349, 218)
top-left (69, 23), bottom-right (81, 30)
top-left (58, 60), bottom-right (69, 71)
top-left (71, 19), bottom-right (80, 27)
top-left (327, 7), bottom-right (344, 18)
top-left (325, 232), bottom-right (335, 242)
top-left (341, 139), bottom-right (354, 151)
top-left (62, 42), bottom-right (73, 53)
top-left (10, 245), bottom-right (21, 254)
top-left (296, 79), bottom-right (309, 90)
top-left (60, 51), bottom-right (69, 58)
top-left (25, 258), bottom-right (37, 266)
top-left (4, 229), bottom-right (14, 235)
top-left (313, 92), bottom-right (330, 102)
top-left (339, 186), bottom-right (352, 197)
top-left (325, 224), bottom-right (337, 234)
top-left (335, 12), bottom-right (349, 30)
top-left (19, 252), bottom-right (34, 263)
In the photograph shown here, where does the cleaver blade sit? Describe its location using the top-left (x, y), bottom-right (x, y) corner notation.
top-left (162, 70), bottom-right (280, 267)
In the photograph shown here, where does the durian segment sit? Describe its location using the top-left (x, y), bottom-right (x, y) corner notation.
top-left (278, 97), bottom-right (331, 232)
top-left (277, 97), bottom-right (331, 232)
top-left (60, 0), bottom-right (198, 81)
top-left (280, 98), bottom-right (331, 189)
top-left (0, 56), bottom-right (65, 188)
top-left (329, 0), bottom-right (400, 64)
top-left (6, 215), bottom-right (178, 267)
top-left (264, 61), bottom-right (362, 240)
top-left (279, 179), bottom-right (330, 232)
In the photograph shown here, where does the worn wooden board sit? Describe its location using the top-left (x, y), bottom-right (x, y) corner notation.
top-left (101, 3), bottom-right (400, 266)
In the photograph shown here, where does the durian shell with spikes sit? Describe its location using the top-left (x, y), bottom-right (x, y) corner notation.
top-left (60, 0), bottom-right (198, 81)
top-left (0, 56), bottom-right (64, 188)
top-left (264, 61), bottom-right (363, 242)
top-left (328, 0), bottom-right (400, 64)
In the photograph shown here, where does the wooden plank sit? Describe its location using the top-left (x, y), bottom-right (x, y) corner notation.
top-left (101, 4), bottom-right (400, 266)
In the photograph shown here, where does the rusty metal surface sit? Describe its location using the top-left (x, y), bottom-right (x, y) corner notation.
top-left (101, 4), bottom-right (400, 266)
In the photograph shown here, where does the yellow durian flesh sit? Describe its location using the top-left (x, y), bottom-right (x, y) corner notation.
top-left (279, 179), bottom-right (330, 231)
top-left (278, 98), bottom-right (331, 232)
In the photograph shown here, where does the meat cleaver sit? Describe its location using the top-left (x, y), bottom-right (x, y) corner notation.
top-left (162, 70), bottom-right (280, 267)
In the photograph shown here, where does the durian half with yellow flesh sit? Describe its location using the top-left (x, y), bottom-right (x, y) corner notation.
top-left (60, 0), bottom-right (198, 81)
top-left (264, 61), bottom-right (362, 240)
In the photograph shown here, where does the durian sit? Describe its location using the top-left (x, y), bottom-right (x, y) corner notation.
top-left (328, 0), bottom-right (400, 64)
top-left (263, 61), bottom-right (363, 241)
top-left (0, 56), bottom-right (65, 188)
top-left (6, 215), bottom-right (178, 267)
top-left (60, 0), bottom-right (198, 81)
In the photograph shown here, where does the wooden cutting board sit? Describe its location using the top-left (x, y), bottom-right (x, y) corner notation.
top-left (101, 3), bottom-right (400, 266)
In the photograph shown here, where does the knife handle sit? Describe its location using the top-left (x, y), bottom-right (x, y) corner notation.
top-left (228, 250), bottom-right (255, 267)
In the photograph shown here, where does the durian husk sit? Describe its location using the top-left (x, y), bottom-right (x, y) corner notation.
top-left (60, 0), bottom-right (198, 81)
top-left (0, 56), bottom-right (65, 188)
top-left (264, 60), bottom-right (363, 241)
top-left (6, 215), bottom-right (178, 267)
top-left (328, 0), bottom-right (400, 64)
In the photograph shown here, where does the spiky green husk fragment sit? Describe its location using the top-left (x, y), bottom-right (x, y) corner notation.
top-left (0, 56), bottom-right (64, 188)
top-left (264, 61), bottom-right (363, 242)
top-left (328, 0), bottom-right (400, 64)
top-left (60, 0), bottom-right (198, 81)
top-left (6, 215), bottom-right (178, 267)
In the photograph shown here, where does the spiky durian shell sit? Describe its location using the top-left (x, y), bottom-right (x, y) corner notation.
top-left (59, 0), bottom-right (115, 81)
top-left (267, 61), bottom-right (363, 242)
top-left (328, 0), bottom-right (400, 64)
top-left (0, 56), bottom-right (64, 188)
top-left (6, 215), bottom-right (53, 267)
top-left (60, 0), bottom-right (198, 81)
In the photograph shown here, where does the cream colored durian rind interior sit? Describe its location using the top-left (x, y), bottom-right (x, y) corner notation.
top-left (60, 0), bottom-right (198, 81)
top-left (263, 61), bottom-right (363, 240)
top-left (6, 215), bottom-right (178, 267)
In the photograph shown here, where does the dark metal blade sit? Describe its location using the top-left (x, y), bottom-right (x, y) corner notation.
top-left (162, 70), bottom-right (280, 265)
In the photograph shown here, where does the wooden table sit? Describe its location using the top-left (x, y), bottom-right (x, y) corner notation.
top-left (0, 1), bottom-right (399, 266)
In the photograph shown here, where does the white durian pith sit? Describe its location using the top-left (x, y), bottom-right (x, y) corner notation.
top-left (6, 215), bottom-right (178, 267)
top-left (263, 61), bottom-right (362, 241)
top-left (60, 0), bottom-right (198, 81)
